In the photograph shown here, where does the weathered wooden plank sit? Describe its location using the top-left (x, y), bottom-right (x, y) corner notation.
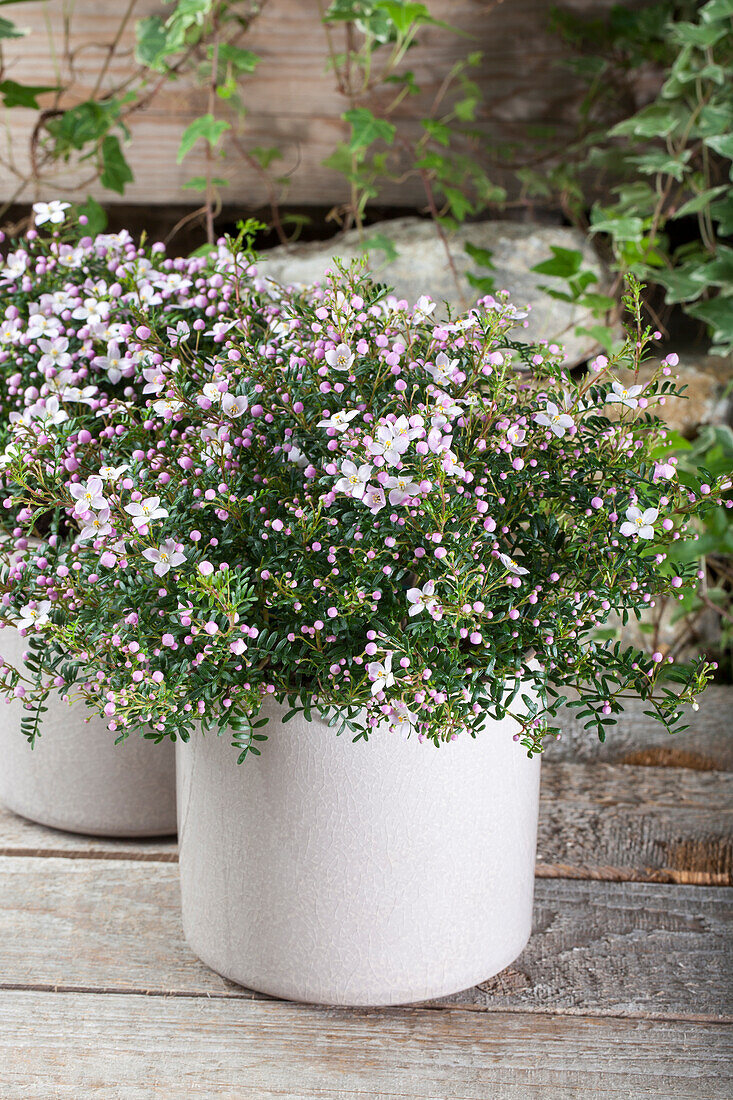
top-left (0, 856), bottom-right (729, 1020)
top-left (1, 0), bottom-right (621, 206)
top-left (0, 803), bottom-right (177, 861)
top-left (1, 759), bottom-right (730, 885)
top-left (537, 763), bottom-right (733, 885)
top-left (1, 991), bottom-right (730, 1100)
top-left (548, 686), bottom-right (733, 771)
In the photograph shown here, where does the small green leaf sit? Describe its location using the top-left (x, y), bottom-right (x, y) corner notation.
top-left (343, 108), bottom-right (396, 151)
top-left (0, 79), bottom-right (59, 109)
top-left (100, 135), bottom-right (133, 194)
top-left (531, 246), bottom-right (583, 279)
top-left (672, 185), bottom-right (729, 219)
top-left (177, 114), bottom-right (231, 163)
top-left (0, 16), bottom-right (26, 39)
top-left (464, 242), bottom-right (494, 270)
top-left (359, 232), bottom-right (399, 263)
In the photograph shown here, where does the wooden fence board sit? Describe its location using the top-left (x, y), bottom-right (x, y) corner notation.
top-left (0, 856), bottom-right (729, 1020)
top-left (1, 0), bottom-right (623, 206)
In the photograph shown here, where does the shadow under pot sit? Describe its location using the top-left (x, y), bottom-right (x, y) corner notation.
top-left (177, 697), bottom-right (541, 1007)
top-left (0, 625), bottom-right (177, 838)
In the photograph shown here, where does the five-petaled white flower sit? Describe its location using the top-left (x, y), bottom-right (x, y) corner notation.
top-left (153, 397), bottom-right (183, 417)
top-left (387, 701), bottom-right (418, 740)
top-left (70, 476), bottom-right (108, 517)
top-left (202, 382), bottom-right (222, 403)
top-left (368, 415), bottom-right (422, 465)
top-left (125, 496), bottom-right (169, 530)
top-left (317, 409), bottom-right (359, 432)
top-left (99, 464), bottom-right (129, 482)
top-left (413, 295), bottom-right (436, 321)
top-left (221, 393), bottom-right (249, 418)
top-left (534, 401), bottom-right (574, 438)
top-left (325, 343), bottom-right (355, 372)
top-left (497, 552), bottom-right (529, 576)
top-left (426, 351), bottom-right (459, 386)
top-left (506, 424), bottom-right (526, 445)
top-left (335, 460), bottom-right (372, 500)
top-left (367, 653), bottom-right (395, 696)
top-left (406, 579), bottom-right (442, 619)
top-left (385, 474), bottom-right (421, 506)
top-left (166, 321), bottom-right (190, 347)
top-left (364, 485), bottom-right (386, 513)
top-left (143, 539), bottom-right (186, 577)
top-left (607, 380), bottom-right (644, 409)
top-left (16, 601), bottom-right (52, 631)
top-left (33, 201), bottom-right (70, 227)
top-left (286, 444), bottom-right (308, 468)
top-left (78, 509), bottom-right (113, 542)
top-left (620, 506), bottom-right (658, 540)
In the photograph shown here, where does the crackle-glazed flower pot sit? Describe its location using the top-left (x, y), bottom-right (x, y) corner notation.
top-left (177, 698), bottom-right (541, 1006)
top-left (0, 626), bottom-right (177, 837)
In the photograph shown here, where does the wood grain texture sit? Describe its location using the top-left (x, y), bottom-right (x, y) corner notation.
top-left (548, 686), bottom-right (733, 771)
top-left (2, 755), bottom-right (731, 884)
top-left (0, 855), bottom-right (729, 1021)
top-left (1, 990), bottom-right (731, 1100)
top-left (537, 763), bottom-right (733, 885)
top-left (1, 0), bottom-right (622, 206)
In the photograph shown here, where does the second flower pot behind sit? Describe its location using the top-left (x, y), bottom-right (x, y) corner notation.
top-left (0, 626), bottom-right (177, 838)
top-left (177, 699), bottom-right (541, 1006)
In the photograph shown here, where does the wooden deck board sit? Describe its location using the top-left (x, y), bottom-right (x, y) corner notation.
top-left (0, 689), bottom-right (730, 1096)
top-left (2, 991), bottom-right (731, 1100)
top-left (2, 758), bottom-right (730, 885)
top-left (0, 855), bottom-right (729, 1021)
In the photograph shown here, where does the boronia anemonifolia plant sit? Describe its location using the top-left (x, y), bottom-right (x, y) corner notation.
top-left (0, 208), bottom-right (729, 761)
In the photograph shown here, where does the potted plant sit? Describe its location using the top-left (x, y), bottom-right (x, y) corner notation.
top-left (0, 203), bottom-right (217, 836)
top-left (0, 234), bottom-right (727, 1001)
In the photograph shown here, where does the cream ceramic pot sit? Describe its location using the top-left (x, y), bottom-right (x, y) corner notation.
top-left (177, 698), bottom-right (541, 1006)
top-left (0, 625), bottom-right (177, 837)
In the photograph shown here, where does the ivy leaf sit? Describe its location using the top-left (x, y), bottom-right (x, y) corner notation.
top-left (0, 79), bottom-right (59, 109)
top-left (672, 185), bottom-right (728, 219)
top-left (687, 296), bottom-right (733, 353)
top-left (611, 103), bottom-right (683, 140)
top-left (531, 247), bottom-right (583, 279)
top-left (359, 232), bottom-right (399, 263)
top-left (77, 196), bottom-right (107, 236)
top-left (177, 114), bottom-right (231, 163)
top-left (100, 135), bottom-right (134, 194)
top-left (374, 1), bottom-right (439, 36)
top-left (135, 16), bottom-right (171, 70)
top-left (464, 242), bottom-right (494, 270)
top-left (182, 175), bottom-right (228, 191)
top-left (343, 108), bottom-right (396, 151)
top-left (704, 133), bottom-right (733, 176)
top-left (700, 0), bottom-right (733, 20)
top-left (0, 16), bottom-right (26, 39)
top-left (217, 43), bottom-right (259, 73)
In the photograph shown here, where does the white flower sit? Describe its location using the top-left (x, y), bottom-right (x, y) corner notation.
top-left (125, 496), bottom-right (169, 530)
top-left (608, 380), bottom-right (644, 409)
top-left (364, 485), bottom-right (386, 513)
top-left (367, 653), bottom-right (395, 696)
top-left (384, 474), bottom-right (421, 506)
top-left (286, 444), bottom-right (308, 468)
top-left (368, 415), bottom-right (422, 465)
top-left (38, 337), bottom-right (72, 372)
top-left (69, 476), bottom-right (108, 516)
top-left (653, 461), bottom-right (676, 481)
top-left (426, 351), bottom-right (459, 385)
top-left (406, 579), bottom-right (442, 619)
top-left (325, 343), bottom-right (355, 372)
top-left (620, 506), bottom-right (658, 540)
top-left (387, 701), bottom-right (417, 740)
top-left (534, 401), bottom-right (574, 438)
top-left (413, 295), bottom-right (436, 321)
top-left (166, 321), bottom-right (190, 347)
top-left (221, 393), bottom-right (249, 418)
top-left (202, 382), bottom-right (222, 403)
top-left (99, 463), bottom-right (129, 482)
top-left (205, 319), bottom-right (238, 338)
top-left (335, 460), bottom-right (372, 500)
top-left (78, 509), bottom-right (113, 542)
top-left (506, 424), bottom-right (526, 445)
top-left (92, 342), bottom-right (128, 384)
top-left (26, 395), bottom-right (68, 428)
top-left (1, 251), bottom-right (27, 282)
top-left (33, 201), bottom-right (70, 227)
top-left (143, 539), bottom-right (186, 577)
top-left (497, 552), bottom-right (529, 576)
top-left (16, 601), bottom-right (52, 631)
top-left (317, 409), bottom-right (359, 432)
top-left (153, 397), bottom-right (183, 417)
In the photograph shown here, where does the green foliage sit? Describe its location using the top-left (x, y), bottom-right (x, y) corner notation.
top-left (0, 79), bottom-right (58, 109)
top-left (538, 0), bottom-right (733, 353)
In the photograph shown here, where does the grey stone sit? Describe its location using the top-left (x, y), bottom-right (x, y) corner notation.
top-left (616, 354), bottom-right (733, 433)
top-left (256, 217), bottom-right (610, 366)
